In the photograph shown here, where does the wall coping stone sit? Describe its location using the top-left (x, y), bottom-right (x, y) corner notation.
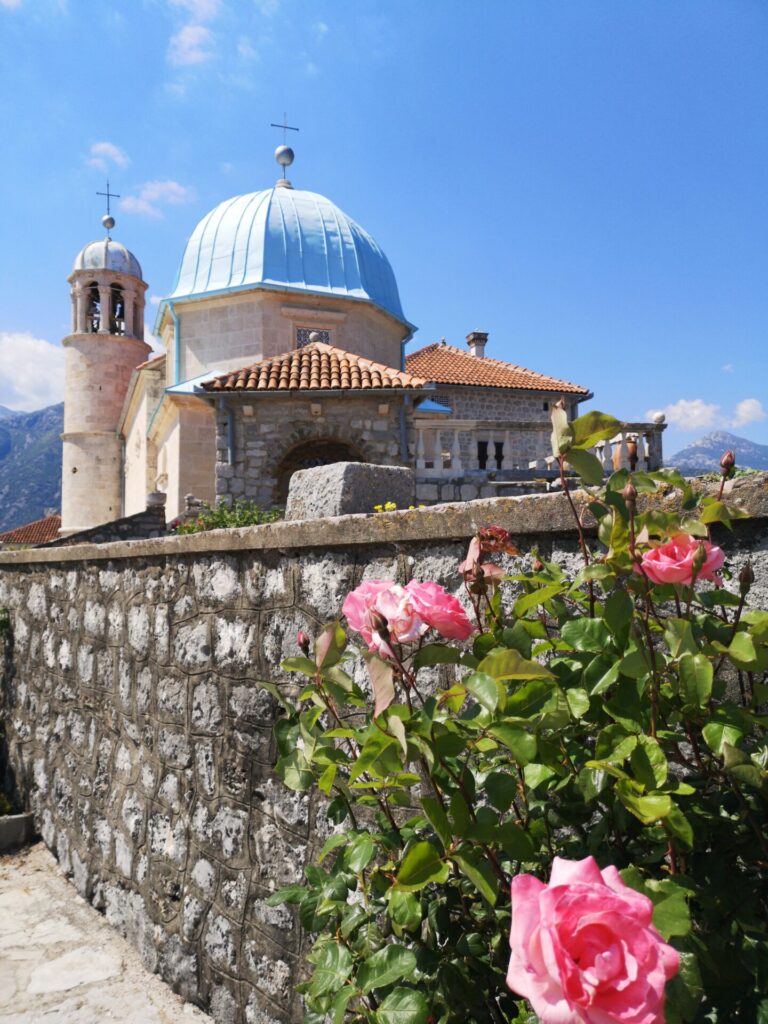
top-left (0, 473), bottom-right (765, 566)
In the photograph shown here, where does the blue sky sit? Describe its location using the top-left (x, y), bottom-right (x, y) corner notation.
top-left (1, 0), bottom-right (766, 460)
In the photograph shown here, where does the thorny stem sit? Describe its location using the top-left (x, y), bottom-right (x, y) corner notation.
top-left (558, 456), bottom-right (595, 616)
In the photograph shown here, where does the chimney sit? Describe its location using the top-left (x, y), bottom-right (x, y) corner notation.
top-left (466, 330), bottom-right (488, 358)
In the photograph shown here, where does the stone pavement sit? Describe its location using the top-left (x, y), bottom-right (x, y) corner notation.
top-left (0, 842), bottom-right (213, 1023)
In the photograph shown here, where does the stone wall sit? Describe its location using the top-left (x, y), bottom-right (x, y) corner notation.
top-left (1, 478), bottom-right (766, 1024)
top-left (215, 394), bottom-right (407, 507)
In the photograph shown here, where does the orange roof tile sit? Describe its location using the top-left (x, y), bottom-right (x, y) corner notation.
top-left (202, 342), bottom-right (426, 394)
top-left (0, 514), bottom-right (61, 546)
top-left (405, 342), bottom-right (590, 395)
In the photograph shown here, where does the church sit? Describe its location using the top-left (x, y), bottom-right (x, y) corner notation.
top-left (60, 143), bottom-right (665, 534)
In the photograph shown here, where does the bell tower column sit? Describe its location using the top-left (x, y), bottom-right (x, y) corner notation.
top-left (61, 211), bottom-right (151, 534)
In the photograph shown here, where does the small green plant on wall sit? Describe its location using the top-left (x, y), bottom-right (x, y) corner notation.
top-left (266, 407), bottom-right (767, 1024)
top-left (169, 499), bottom-right (281, 534)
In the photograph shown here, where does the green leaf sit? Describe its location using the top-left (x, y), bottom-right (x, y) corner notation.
top-left (550, 401), bottom-right (574, 456)
top-left (388, 891), bottom-right (422, 935)
top-left (666, 951), bottom-right (704, 1021)
top-left (280, 655), bottom-right (318, 676)
top-left (561, 618), bottom-right (612, 653)
top-left (266, 884), bottom-right (306, 906)
top-left (412, 643), bottom-right (461, 668)
top-left (357, 945), bottom-right (417, 994)
top-left (616, 779), bottom-right (672, 823)
top-left (699, 498), bottom-right (749, 528)
top-left (664, 804), bottom-right (694, 850)
top-left (368, 656), bottom-right (396, 718)
top-left (728, 630), bottom-right (758, 667)
top-left (566, 447), bottom-right (604, 485)
top-left (421, 796), bottom-right (453, 851)
top-left (315, 622), bottom-right (347, 670)
top-left (485, 771), bottom-right (518, 812)
top-left (595, 724), bottom-right (638, 764)
top-left (678, 652), bottom-right (713, 707)
top-left (566, 687), bottom-right (590, 719)
top-left (604, 590), bottom-right (634, 637)
top-left (331, 987), bottom-right (356, 1024)
top-left (571, 411), bottom-right (623, 449)
top-left (395, 842), bottom-right (449, 891)
top-left (319, 832), bottom-right (349, 862)
top-left (702, 712), bottom-right (744, 754)
top-left (451, 851), bottom-right (498, 906)
top-left (630, 735), bottom-right (668, 789)
top-left (497, 821), bottom-right (536, 860)
top-left (513, 584), bottom-right (565, 617)
top-left (376, 987), bottom-right (428, 1024)
top-left (488, 724), bottom-right (537, 765)
top-left (464, 672), bottom-right (500, 712)
top-left (318, 763), bottom-right (337, 796)
top-left (664, 618), bottom-right (699, 658)
top-left (477, 647), bottom-right (554, 680)
top-left (345, 834), bottom-right (375, 873)
top-left (307, 942), bottom-right (353, 998)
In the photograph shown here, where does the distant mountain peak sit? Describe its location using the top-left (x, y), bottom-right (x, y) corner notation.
top-left (668, 430), bottom-right (768, 472)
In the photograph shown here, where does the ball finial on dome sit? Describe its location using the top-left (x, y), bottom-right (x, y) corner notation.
top-left (102, 214), bottom-right (116, 234)
top-left (275, 144), bottom-right (294, 168)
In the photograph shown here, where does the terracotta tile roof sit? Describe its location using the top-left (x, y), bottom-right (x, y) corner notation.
top-left (405, 342), bottom-right (590, 395)
top-left (202, 342), bottom-right (426, 394)
top-left (0, 514), bottom-right (61, 546)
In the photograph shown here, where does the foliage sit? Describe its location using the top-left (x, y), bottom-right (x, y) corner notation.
top-left (170, 499), bottom-right (281, 534)
top-left (267, 409), bottom-right (767, 1024)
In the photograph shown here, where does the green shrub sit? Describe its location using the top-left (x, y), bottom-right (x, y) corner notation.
top-left (170, 499), bottom-right (281, 534)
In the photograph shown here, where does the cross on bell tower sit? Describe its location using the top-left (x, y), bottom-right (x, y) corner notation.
top-left (269, 114), bottom-right (299, 187)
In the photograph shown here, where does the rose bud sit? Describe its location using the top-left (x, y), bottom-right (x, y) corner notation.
top-left (622, 480), bottom-right (638, 509)
top-left (367, 610), bottom-right (390, 639)
top-left (739, 561), bottom-right (755, 595)
top-left (297, 630), bottom-right (311, 657)
top-left (532, 558), bottom-right (544, 572)
top-left (720, 450), bottom-right (736, 476)
top-left (691, 541), bottom-right (709, 579)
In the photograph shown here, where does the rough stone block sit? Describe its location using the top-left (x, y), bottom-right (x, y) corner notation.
top-left (285, 462), bottom-right (414, 520)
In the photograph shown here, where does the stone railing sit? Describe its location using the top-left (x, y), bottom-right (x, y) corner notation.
top-left (413, 420), bottom-right (665, 480)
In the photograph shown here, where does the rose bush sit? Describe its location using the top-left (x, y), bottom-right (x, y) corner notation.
top-left (265, 408), bottom-right (767, 1024)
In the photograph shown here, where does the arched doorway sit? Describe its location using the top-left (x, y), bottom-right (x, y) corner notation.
top-left (275, 439), bottom-right (365, 502)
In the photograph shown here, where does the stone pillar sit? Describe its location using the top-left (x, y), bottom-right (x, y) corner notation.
top-left (98, 285), bottom-right (111, 334)
top-left (124, 289), bottom-right (135, 339)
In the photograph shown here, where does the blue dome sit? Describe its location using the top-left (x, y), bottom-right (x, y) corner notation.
top-left (170, 186), bottom-right (408, 325)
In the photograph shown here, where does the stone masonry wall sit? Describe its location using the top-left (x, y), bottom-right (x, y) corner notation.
top-left (215, 394), bottom-right (407, 507)
top-left (1, 478), bottom-right (766, 1024)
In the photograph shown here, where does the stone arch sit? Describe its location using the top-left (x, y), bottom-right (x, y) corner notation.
top-left (273, 434), bottom-right (368, 503)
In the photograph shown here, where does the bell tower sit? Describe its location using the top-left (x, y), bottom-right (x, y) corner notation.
top-left (61, 206), bottom-right (151, 534)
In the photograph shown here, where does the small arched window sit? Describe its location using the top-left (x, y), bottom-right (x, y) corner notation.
top-left (110, 284), bottom-right (125, 335)
top-left (86, 282), bottom-right (100, 333)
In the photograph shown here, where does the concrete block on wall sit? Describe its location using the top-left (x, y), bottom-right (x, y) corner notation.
top-left (285, 462), bottom-right (415, 520)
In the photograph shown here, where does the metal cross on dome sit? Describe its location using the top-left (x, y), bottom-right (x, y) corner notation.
top-left (270, 113), bottom-right (299, 144)
top-left (96, 180), bottom-right (120, 217)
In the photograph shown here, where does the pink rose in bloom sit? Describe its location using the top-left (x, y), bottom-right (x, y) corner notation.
top-left (405, 580), bottom-right (474, 640)
top-left (639, 534), bottom-right (725, 587)
top-left (508, 856), bottom-right (679, 1024)
top-left (342, 580), bottom-right (428, 657)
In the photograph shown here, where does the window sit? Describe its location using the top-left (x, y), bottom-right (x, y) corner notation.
top-left (86, 282), bottom-right (100, 333)
top-left (542, 401), bottom-right (549, 411)
top-left (110, 284), bottom-right (125, 335)
top-left (296, 327), bottom-right (331, 348)
top-left (477, 440), bottom-right (489, 470)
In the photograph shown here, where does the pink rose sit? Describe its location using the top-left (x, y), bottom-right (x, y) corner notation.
top-left (342, 580), bottom-right (428, 657)
top-left (639, 534), bottom-right (725, 587)
top-left (405, 580), bottom-right (475, 640)
top-left (508, 856), bottom-right (679, 1024)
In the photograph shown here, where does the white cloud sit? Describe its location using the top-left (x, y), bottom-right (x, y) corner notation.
top-left (305, 60), bottom-right (318, 76)
top-left (86, 140), bottom-right (129, 173)
top-left (0, 0), bottom-right (23, 9)
top-left (0, 332), bottom-right (64, 411)
top-left (168, 23), bottom-right (214, 65)
top-left (120, 180), bottom-right (195, 218)
top-left (315, 20), bottom-right (328, 37)
top-left (645, 399), bottom-right (720, 431)
top-left (721, 363), bottom-right (734, 373)
top-left (256, 0), bottom-right (280, 14)
top-left (149, 295), bottom-right (163, 306)
top-left (731, 398), bottom-right (766, 428)
top-left (237, 35), bottom-right (257, 60)
top-left (169, 0), bottom-right (220, 19)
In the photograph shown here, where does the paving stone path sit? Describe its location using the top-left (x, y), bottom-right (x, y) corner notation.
top-left (0, 842), bottom-right (212, 1023)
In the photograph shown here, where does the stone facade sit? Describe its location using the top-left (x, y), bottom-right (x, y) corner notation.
top-left (214, 394), bottom-right (408, 508)
top-left (1, 479), bottom-right (766, 1023)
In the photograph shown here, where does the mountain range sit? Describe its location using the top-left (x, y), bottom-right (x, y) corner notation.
top-left (0, 404), bottom-right (63, 533)
top-left (668, 430), bottom-right (768, 474)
